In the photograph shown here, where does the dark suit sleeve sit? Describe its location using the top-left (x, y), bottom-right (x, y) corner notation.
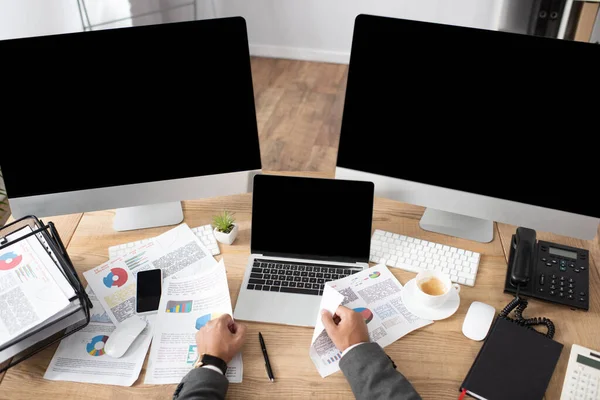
top-left (173, 367), bottom-right (229, 400)
top-left (339, 342), bottom-right (422, 400)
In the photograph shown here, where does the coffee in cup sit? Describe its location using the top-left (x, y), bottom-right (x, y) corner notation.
top-left (413, 270), bottom-right (460, 308)
top-left (418, 276), bottom-right (447, 296)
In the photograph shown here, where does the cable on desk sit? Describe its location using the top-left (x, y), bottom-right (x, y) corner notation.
top-left (499, 295), bottom-right (555, 339)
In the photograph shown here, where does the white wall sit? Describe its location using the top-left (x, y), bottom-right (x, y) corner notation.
top-left (0, 0), bottom-right (516, 62)
top-left (0, 0), bottom-right (82, 40)
top-left (214, 0), bottom-right (507, 63)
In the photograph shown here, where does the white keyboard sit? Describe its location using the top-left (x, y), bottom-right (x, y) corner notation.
top-left (108, 224), bottom-right (220, 259)
top-left (369, 229), bottom-right (480, 287)
top-left (560, 344), bottom-right (600, 400)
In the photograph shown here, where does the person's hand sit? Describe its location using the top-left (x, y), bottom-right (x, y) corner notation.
top-left (195, 314), bottom-right (247, 364)
top-left (321, 305), bottom-right (369, 352)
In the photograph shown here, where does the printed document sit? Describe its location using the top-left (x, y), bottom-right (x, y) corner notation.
top-left (3, 225), bottom-right (75, 299)
top-left (145, 260), bottom-right (242, 384)
top-left (83, 223), bottom-right (217, 326)
top-left (113, 223), bottom-right (217, 279)
top-left (83, 252), bottom-right (138, 326)
top-left (310, 264), bottom-right (432, 377)
top-left (44, 286), bottom-right (153, 386)
top-left (0, 234), bottom-right (70, 347)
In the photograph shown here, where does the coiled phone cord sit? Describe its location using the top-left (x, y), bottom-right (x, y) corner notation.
top-left (499, 291), bottom-right (556, 340)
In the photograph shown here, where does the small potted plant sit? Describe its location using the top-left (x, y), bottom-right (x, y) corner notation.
top-left (212, 210), bottom-right (238, 245)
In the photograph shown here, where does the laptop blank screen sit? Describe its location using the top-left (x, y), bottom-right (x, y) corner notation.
top-left (251, 175), bottom-right (374, 263)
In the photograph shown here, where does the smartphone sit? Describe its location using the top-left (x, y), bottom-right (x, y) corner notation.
top-left (136, 269), bottom-right (162, 315)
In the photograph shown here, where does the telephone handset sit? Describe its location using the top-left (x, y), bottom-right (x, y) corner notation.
top-left (504, 227), bottom-right (590, 311)
top-left (510, 227), bottom-right (536, 287)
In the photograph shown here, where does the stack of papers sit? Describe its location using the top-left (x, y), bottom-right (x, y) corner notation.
top-left (45, 223), bottom-right (241, 386)
top-left (0, 226), bottom-right (77, 364)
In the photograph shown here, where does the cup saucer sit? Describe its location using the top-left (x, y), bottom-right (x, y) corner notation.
top-left (401, 279), bottom-right (460, 321)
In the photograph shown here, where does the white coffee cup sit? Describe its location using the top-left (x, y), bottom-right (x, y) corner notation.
top-left (413, 270), bottom-right (460, 309)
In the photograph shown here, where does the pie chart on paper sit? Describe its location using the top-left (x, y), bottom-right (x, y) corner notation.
top-left (195, 313), bottom-right (224, 330)
top-left (0, 251), bottom-right (22, 271)
top-left (353, 307), bottom-right (374, 324)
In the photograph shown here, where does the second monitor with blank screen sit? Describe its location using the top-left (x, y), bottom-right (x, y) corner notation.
top-left (336, 14), bottom-right (599, 242)
top-left (1, 17), bottom-right (261, 231)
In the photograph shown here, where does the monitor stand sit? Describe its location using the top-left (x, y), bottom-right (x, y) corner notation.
top-left (113, 201), bottom-right (184, 231)
top-left (419, 208), bottom-right (494, 243)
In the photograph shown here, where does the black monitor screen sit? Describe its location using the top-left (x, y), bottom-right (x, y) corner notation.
top-left (251, 175), bottom-right (374, 262)
top-left (337, 15), bottom-right (599, 218)
top-left (1, 17), bottom-right (261, 198)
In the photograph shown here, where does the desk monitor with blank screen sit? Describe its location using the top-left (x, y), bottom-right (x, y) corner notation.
top-left (0, 17), bottom-right (262, 231)
top-left (336, 14), bottom-right (599, 242)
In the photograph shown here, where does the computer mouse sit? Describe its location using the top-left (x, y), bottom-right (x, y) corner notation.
top-left (462, 301), bottom-right (496, 341)
top-left (104, 316), bottom-right (147, 358)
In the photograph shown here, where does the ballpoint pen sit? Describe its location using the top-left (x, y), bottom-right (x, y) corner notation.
top-left (259, 332), bottom-right (275, 382)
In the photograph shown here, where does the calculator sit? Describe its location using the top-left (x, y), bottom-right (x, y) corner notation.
top-left (560, 344), bottom-right (600, 400)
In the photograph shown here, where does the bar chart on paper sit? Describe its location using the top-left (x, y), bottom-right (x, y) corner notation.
top-left (166, 300), bottom-right (193, 313)
top-left (16, 264), bottom-right (38, 282)
top-left (325, 348), bottom-right (342, 365)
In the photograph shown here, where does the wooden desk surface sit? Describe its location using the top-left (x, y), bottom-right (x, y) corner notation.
top-left (1, 180), bottom-right (598, 399)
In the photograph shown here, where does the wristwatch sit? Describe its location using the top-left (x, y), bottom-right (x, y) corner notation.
top-left (193, 353), bottom-right (228, 375)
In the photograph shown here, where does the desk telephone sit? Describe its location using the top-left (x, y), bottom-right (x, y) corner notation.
top-left (504, 227), bottom-right (590, 311)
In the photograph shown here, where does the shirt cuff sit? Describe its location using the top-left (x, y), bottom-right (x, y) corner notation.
top-left (202, 365), bottom-right (224, 375)
top-left (341, 342), bottom-right (367, 358)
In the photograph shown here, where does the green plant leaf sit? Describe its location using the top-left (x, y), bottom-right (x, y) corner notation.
top-left (212, 210), bottom-right (235, 234)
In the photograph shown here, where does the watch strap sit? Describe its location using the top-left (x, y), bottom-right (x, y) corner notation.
top-left (195, 354), bottom-right (227, 375)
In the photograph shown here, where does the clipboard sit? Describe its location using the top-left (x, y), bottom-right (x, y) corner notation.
top-left (0, 215), bottom-right (91, 372)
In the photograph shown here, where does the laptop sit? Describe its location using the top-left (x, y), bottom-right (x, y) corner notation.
top-left (233, 174), bottom-right (374, 327)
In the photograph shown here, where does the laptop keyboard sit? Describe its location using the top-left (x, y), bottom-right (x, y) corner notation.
top-left (247, 259), bottom-right (363, 296)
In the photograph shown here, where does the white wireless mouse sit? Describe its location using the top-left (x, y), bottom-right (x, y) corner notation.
top-left (462, 301), bottom-right (496, 341)
top-left (104, 315), bottom-right (147, 358)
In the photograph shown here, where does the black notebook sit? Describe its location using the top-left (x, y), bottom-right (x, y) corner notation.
top-left (460, 317), bottom-right (563, 400)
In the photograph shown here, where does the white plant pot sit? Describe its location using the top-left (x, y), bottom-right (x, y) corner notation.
top-left (213, 223), bottom-right (238, 245)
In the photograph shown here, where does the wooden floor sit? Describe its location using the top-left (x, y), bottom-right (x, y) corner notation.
top-left (250, 57), bottom-right (348, 174)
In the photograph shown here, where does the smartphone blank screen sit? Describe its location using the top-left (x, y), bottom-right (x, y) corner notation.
top-left (136, 269), bottom-right (162, 313)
